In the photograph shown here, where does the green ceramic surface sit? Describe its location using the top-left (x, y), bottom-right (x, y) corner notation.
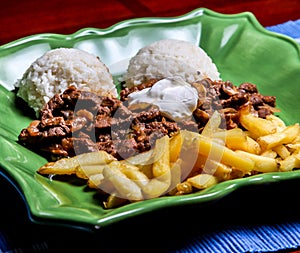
top-left (0, 8), bottom-right (300, 231)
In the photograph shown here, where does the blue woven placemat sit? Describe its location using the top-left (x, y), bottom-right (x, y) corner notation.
top-left (266, 19), bottom-right (300, 42)
top-left (170, 220), bottom-right (300, 253)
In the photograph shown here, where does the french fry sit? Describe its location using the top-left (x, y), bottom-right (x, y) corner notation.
top-left (239, 105), bottom-right (277, 136)
top-left (142, 135), bottom-right (171, 198)
top-left (286, 142), bottom-right (300, 151)
top-left (36, 110), bottom-right (300, 209)
top-left (213, 127), bottom-right (246, 144)
top-left (293, 149), bottom-right (300, 161)
top-left (235, 150), bottom-right (279, 172)
top-left (124, 148), bottom-right (155, 166)
top-left (122, 148), bottom-right (156, 178)
top-left (142, 177), bottom-right (170, 199)
top-left (76, 150), bottom-right (116, 165)
top-left (292, 133), bottom-right (300, 142)
top-left (178, 130), bottom-right (202, 179)
top-left (203, 159), bottom-right (232, 181)
top-left (279, 150), bottom-right (300, 171)
top-left (169, 132), bottom-right (183, 163)
top-left (87, 174), bottom-right (105, 189)
top-left (76, 164), bottom-right (105, 179)
top-left (152, 135), bottom-right (170, 178)
top-left (181, 130), bottom-right (255, 172)
top-left (193, 154), bottom-right (207, 172)
top-left (285, 131), bottom-right (300, 153)
top-left (272, 145), bottom-right (290, 160)
top-left (257, 123), bottom-right (300, 151)
top-left (167, 159), bottom-right (182, 194)
top-left (187, 174), bottom-right (218, 189)
top-left (279, 155), bottom-right (300, 171)
top-left (120, 162), bottom-right (149, 188)
top-left (201, 111), bottom-right (223, 138)
top-left (93, 174), bottom-right (116, 194)
top-left (38, 161), bottom-right (75, 175)
top-left (138, 164), bottom-right (153, 179)
top-left (215, 128), bottom-right (261, 154)
top-left (103, 193), bottom-right (128, 209)
top-left (176, 181), bottom-right (193, 195)
top-left (261, 149), bottom-right (277, 159)
top-left (266, 114), bottom-right (286, 131)
top-left (38, 158), bottom-right (78, 175)
top-left (38, 150), bottom-right (116, 175)
top-left (244, 136), bottom-right (262, 154)
top-left (102, 162), bottom-right (143, 201)
top-left (138, 135), bottom-right (171, 199)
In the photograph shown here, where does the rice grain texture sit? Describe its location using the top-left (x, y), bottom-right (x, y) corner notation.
top-left (15, 48), bottom-right (117, 116)
top-left (123, 39), bottom-right (220, 88)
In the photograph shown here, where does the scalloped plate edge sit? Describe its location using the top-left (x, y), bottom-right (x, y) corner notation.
top-left (1, 8), bottom-right (299, 53)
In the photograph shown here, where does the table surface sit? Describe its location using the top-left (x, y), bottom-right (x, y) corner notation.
top-left (1, 0), bottom-right (300, 46)
top-left (1, 1), bottom-right (300, 252)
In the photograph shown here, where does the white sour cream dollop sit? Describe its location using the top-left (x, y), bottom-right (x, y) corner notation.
top-left (127, 77), bottom-right (198, 121)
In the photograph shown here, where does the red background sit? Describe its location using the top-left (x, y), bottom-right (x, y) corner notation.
top-left (0, 0), bottom-right (300, 45)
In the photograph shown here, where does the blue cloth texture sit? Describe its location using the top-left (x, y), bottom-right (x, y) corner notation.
top-left (266, 19), bottom-right (300, 41)
top-left (171, 222), bottom-right (300, 253)
top-left (0, 19), bottom-right (300, 253)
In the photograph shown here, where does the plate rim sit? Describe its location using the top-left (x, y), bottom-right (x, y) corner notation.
top-left (1, 8), bottom-right (299, 52)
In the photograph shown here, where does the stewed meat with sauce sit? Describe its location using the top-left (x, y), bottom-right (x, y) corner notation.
top-left (18, 86), bottom-right (180, 160)
top-left (18, 79), bottom-right (277, 161)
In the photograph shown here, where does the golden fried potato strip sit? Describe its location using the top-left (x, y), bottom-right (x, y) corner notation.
top-left (38, 150), bottom-right (116, 175)
top-left (37, 109), bottom-right (300, 209)
top-left (257, 123), bottom-right (299, 151)
top-left (239, 106), bottom-right (277, 137)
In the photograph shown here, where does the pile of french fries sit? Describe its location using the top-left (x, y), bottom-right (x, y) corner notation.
top-left (38, 105), bottom-right (300, 208)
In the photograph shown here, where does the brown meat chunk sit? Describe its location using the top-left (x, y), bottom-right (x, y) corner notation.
top-left (18, 79), bottom-right (277, 161)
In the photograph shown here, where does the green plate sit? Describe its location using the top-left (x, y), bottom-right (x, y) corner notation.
top-left (1, 8), bottom-right (300, 231)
